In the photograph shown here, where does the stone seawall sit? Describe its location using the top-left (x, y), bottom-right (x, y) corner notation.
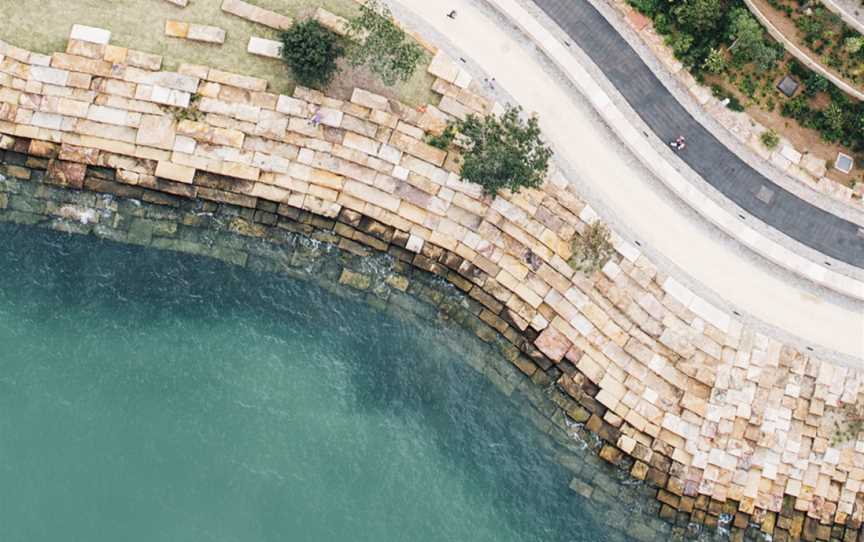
top-left (0, 162), bottom-right (678, 542)
top-left (2, 27), bottom-right (864, 542)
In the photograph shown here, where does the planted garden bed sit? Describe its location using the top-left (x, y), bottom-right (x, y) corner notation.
top-left (628, 0), bottom-right (864, 193)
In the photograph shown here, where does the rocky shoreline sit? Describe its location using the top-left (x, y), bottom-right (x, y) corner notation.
top-left (2, 24), bottom-right (864, 541)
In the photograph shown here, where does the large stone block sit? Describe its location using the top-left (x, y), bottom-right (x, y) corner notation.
top-left (389, 131), bottom-right (446, 167)
top-left (428, 50), bottom-right (459, 83)
top-left (48, 159), bottom-right (87, 188)
top-left (207, 68), bottom-right (267, 92)
top-left (136, 114), bottom-right (177, 151)
top-left (314, 8), bottom-right (350, 36)
top-left (247, 37), bottom-right (282, 59)
top-left (221, 0), bottom-right (292, 30)
top-left (164, 20), bottom-right (190, 39)
top-left (351, 88), bottom-right (389, 112)
top-left (30, 66), bottom-right (70, 86)
top-left (155, 160), bottom-right (196, 184)
top-left (70, 24), bottom-right (111, 46)
top-left (187, 24), bottom-right (227, 44)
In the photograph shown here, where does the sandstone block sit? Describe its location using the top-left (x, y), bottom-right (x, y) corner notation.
top-left (247, 37), bottom-right (282, 59)
top-left (50, 53), bottom-right (112, 77)
top-left (220, 161), bottom-right (260, 181)
top-left (70, 24), bottom-right (111, 45)
top-left (351, 88), bottom-right (389, 111)
top-left (437, 95), bottom-right (472, 120)
top-left (221, 0), bottom-right (292, 30)
top-left (187, 24), bottom-right (227, 44)
top-left (165, 20), bottom-right (190, 39)
top-left (207, 68), bottom-right (267, 91)
top-left (103, 45), bottom-right (128, 64)
top-left (250, 182), bottom-right (289, 202)
top-left (30, 66), bottom-right (69, 86)
top-left (276, 94), bottom-right (306, 116)
top-left (126, 50), bottom-right (163, 71)
top-left (52, 97), bottom-right (88, 118)
top-left (86, 105), bottom-right (130, 126)
top-left (428, 51), bottom-right (459, 83)
top-left (31, 112), bottom-right (64, 130)
top-left (389, 131), bottom-right (446, 166)
top-left (155, 160), bottom-right (196, 184)
top-left (314, 8), bottom-right (350, 36)
top-left (137, 114), bottom-right (177, 151)
top-left (67, 39), bottom-right (106, 59)
top-left (48, 159), bottom-right (87, 188)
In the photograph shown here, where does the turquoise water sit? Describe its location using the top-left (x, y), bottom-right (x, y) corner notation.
top-left (0, 223), bottom-right (660, 542)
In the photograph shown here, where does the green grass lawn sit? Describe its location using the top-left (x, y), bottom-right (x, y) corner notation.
top-left (0, 0), bottom-right (434, 105)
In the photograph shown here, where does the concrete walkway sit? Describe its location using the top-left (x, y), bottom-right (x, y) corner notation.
top-left (394, 0), bottom-right (864, 360)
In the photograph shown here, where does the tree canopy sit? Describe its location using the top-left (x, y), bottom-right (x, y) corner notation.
top-left (455, 105), bottom-right (552, 195)
top-left (280, 20), bottom-right (344, 88)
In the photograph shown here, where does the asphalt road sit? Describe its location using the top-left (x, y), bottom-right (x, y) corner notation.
top-left (531, 0), bottom-right (864, 269)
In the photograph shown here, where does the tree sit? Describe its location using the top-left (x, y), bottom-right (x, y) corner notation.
top-left (280, 20), bottom-right (344, 88)
top-left (454, 105), bottom-right (552, 195)
top-left (702, 47), bottom-right (727, 73)
top-left (728, 9), bottom-right (778, 70)
top-left (569, 222), bottom-right (615, 274)
top-left (347, 0), bottom-right (424, 86)
top-left (674, 0), bottom-right (724, 34)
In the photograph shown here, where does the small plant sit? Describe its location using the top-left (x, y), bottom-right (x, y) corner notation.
top-left (347, 0), bottom-right (424, 86)
top-left (832, 400), bottom-right (864, 446)
top-left (569, 221), bottom-right (615, 274)
top-left (280, 20), bottom-right (344, 88)
top-left (167, 94), bottom-right (204, 122)
top-left (702, 47), bottom-right (727, 74)
top-left (760, 129), bottom-right (780, 149)
top-left (426, 124), bottom-right (457, 150)
top-left (454, 105), bottom-right (552, 195)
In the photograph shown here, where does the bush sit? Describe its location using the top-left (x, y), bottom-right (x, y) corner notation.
top-left (280, 20), bottom-right (344, 88)
top-left (454, 105), bottom-right (552, 195)
top-left (569, 222), bottom-right (615, 274)
top-left (347, 0), bottom-right (424, 86)
top-left (426, 124), bottom-right (457, 150)
top-left (727, 95), bottom-right (745, 111)
top-left (702, 47), bottom-right (727, 73)
top-left (760, 130), bottom-right (779, 149)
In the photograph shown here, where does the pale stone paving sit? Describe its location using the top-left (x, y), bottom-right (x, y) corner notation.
top-left (0, 25), bottom-right (863, 537)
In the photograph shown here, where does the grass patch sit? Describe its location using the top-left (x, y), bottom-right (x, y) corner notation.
top-left (0, 0), bottom-right (434, 105)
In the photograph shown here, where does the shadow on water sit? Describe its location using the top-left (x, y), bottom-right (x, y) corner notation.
top-left (0, 222), bottom-right (662, 542)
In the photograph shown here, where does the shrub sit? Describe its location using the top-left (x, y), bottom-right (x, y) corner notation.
top-left (454, 105), bottom-right (552, 195)
top-left (760, 130), bottom-right (779, 149)
top-left (569, 222), bottom-right (615, 274)
top-left (426, 124), bottom-right (457, 150)
top-left (702, 47), bottom-right (727, 73)
top-left (347, 0), bottom-right (424, 86)
top-left (727, 95), bottom-right (745, 111)
top-left (280, 20), bottom-right (344, 88)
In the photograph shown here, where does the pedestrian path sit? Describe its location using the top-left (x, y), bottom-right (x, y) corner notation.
top-left (532, 0), bottom-right (864, 270)
top-left (394, 0), bottom-right (864, 360)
